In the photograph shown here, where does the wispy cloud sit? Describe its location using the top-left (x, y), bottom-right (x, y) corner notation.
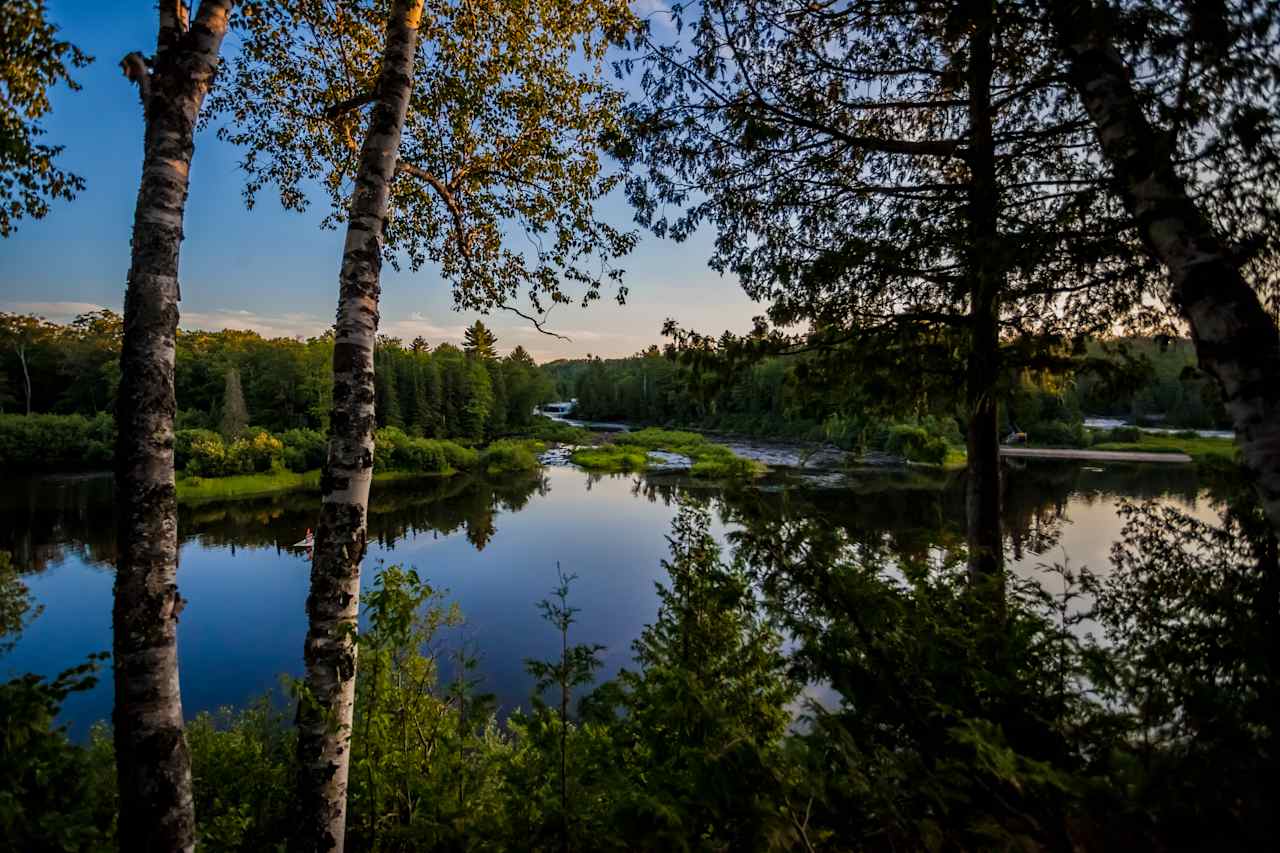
top-left (0, 300), bottom-right (661, 359)
top-left (1, 301), bottom-right (110, 322)
top-left (630, 0), bottom-right (676, 31)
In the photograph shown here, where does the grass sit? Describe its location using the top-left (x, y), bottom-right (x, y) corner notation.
top-left (177, 468), bottom-right (321, 501)
top-left (570, 428), bottom-right (766, 479)
top-left (477, 439), bottom-right (545, 476)
top-left (176, 466), bottom-right (471, 501)
top-left (942, 447), bottom-right (968, 470)
top-left (524, 416), bottom-right (594, 445)
top-left (1089, 433), bottom-right (1238, 466)
top-left (570, 445), bottom-right (649, 471)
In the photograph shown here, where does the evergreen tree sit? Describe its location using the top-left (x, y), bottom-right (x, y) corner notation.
top-left (605, 503), bottom-right (794, 845)
top-left (461, 358), bottom-right (493, 440)
top-left (220, 367), bottom-right (249, 439)
top-left (375, 352), bottom-right (403, 428)
top-left (413, 360), bottom-right (438, 437)
top-left (485, 359), bottom-right (508, 435)
top-left (463, 320), bottom-right (498, 360)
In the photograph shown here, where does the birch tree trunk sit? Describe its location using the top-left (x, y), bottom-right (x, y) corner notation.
top-left (1049, 1), bottom-right (1280, 532)
top-left (113, 2), bottom-right (233, 851)
top-left (292, 2), bottom-right (424, 849)
top-left (965, 11), bottom-right (1006, 594)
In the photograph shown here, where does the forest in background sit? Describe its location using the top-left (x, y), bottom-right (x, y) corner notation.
top-left (548, 336), bottom-right (1230, 449)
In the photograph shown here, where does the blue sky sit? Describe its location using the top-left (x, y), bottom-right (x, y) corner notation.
top-left (0, 0), bottom-right (760, 361)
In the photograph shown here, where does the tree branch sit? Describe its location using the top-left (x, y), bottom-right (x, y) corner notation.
top-left (398, 161), bottom-right (470, 258)
top-left (322, 89), bottom-right (378, 120)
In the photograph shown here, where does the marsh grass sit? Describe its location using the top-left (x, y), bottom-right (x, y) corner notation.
top-left (570, 428), bottom-right (765, 478)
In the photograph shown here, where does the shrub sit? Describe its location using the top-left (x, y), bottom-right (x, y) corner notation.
top-left (280, 429), bottom-right (327, 472)
top-left (1105, 426), bottom-right (1143, 442)
top-left (185, 432), bottom-right (229, 477)
top-left (0, 413), bottom-right (115, 472)
top-left (478, 439), bottom-right (544, 476)
top-left (175, 428), bottom-right (222, 472)
top-left (528, 416), bottom-right (592, 444)
top-left (1029, 420), bottom-right (1088, 448)
top-left (884, 424), bottom-right (948, 465)
top-left (226, 431), bottom-right (284, 474)
top-left (374, 428), bottom-right (477, 474)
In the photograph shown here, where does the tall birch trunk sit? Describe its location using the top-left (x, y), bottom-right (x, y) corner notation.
top-left (1049, 1), bottom-right (1280, 532)
top-left (292, 3), bottom-right (424, 850)
top-left (113, 2), bottom-right (233, 851)
top-left (964, 11), bottom-right (1006, 593)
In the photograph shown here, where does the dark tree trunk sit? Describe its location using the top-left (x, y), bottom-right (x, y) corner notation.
top-left (292, 2), bottom-right (424, 850)
top-left (965, 9), bottom-right (1006, 592)
top-left (1050, 0), bottom-right (1280, 532)
top-left (113, 2), bottom-right (233, 851)
top-left (16, 343), bottom-right (31, 415)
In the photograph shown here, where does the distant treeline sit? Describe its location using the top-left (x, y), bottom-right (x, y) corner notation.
top-left (544, 336), bottom-right (1230, 448)
top-left (0, 311), bottom-right (554, 440)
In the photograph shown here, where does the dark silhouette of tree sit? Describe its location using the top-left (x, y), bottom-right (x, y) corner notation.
top-left (0, 0), bottom-right (91, 235)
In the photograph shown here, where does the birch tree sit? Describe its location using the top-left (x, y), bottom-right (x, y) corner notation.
top-left (114, 1), bottom-right (234, 851)
top-left (1045, 0), bottom-right (1280, 531)
top-left (213, 2), bottom-right (635, 846)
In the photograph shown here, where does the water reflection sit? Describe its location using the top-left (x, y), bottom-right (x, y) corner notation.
top-left (0, 460), bottom-right (1225, 737)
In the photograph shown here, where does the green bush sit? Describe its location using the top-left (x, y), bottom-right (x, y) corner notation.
top-left (1104, 426), bottom-right (1143, 442)
top-left (478, 439), bottom-right (544, 476)
top-left (884, 424), bottom-right (948, 465)
top-left (280, 429), bottom-right (327, 472)
top-left (0, 656), bottom-right (117, 850)
top-left (527, 416), bottom-right (592, 444)
top-left (1029, 419), bottom-right (1088, 448)
top-left (374, 427), bottom-right (478, 474)
top-left (175, 428), bottom-right (222, 472)
top-left (0, 413), bottom-right (115, 472)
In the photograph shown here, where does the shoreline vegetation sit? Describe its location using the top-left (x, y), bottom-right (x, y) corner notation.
top-left (568, 428), bottom-right (767, 478)
top-left (0, 414), bottom-right (1240, 497)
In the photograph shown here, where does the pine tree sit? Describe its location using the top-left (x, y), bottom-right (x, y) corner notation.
top-left (220, 367), bottom-right (249, 439)
top-left (413, 360), bottom-right (439, 437)
top-left (375, 353), bottom-right (403, 428)
top-left (463, 320), bottom-right (498, 360)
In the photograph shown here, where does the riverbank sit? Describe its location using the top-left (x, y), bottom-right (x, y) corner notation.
top-left (1001, 447), bottom-right (1192, 463)
top-left (174, 467), bottom-right (464, 502)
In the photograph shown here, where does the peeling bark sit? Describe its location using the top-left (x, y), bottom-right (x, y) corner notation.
top-left (292, 2), bottom-right (424, 850)
top-left (113, 2), bottom-right (233, 851)
top-left (965, 11), bottom-right (1006, 593)
top-left (1049, 1), bottom-right (1280, 532)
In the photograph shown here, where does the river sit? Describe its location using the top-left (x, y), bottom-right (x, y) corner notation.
top-left (1, 458), bottom-right (1225, 738)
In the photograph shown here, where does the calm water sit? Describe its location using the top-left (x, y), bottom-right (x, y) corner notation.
top-left (1, 460), bottom-right (1222, 738)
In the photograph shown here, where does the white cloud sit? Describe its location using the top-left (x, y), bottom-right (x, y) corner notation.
top-left (0, 300), bottom-right (661, 359)
top-left (176, 308), bottom-right (326, 340)
top-left (0, 301), bottom-right (109, 322)
top-left (630, 0), bottom-right (674, 26)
